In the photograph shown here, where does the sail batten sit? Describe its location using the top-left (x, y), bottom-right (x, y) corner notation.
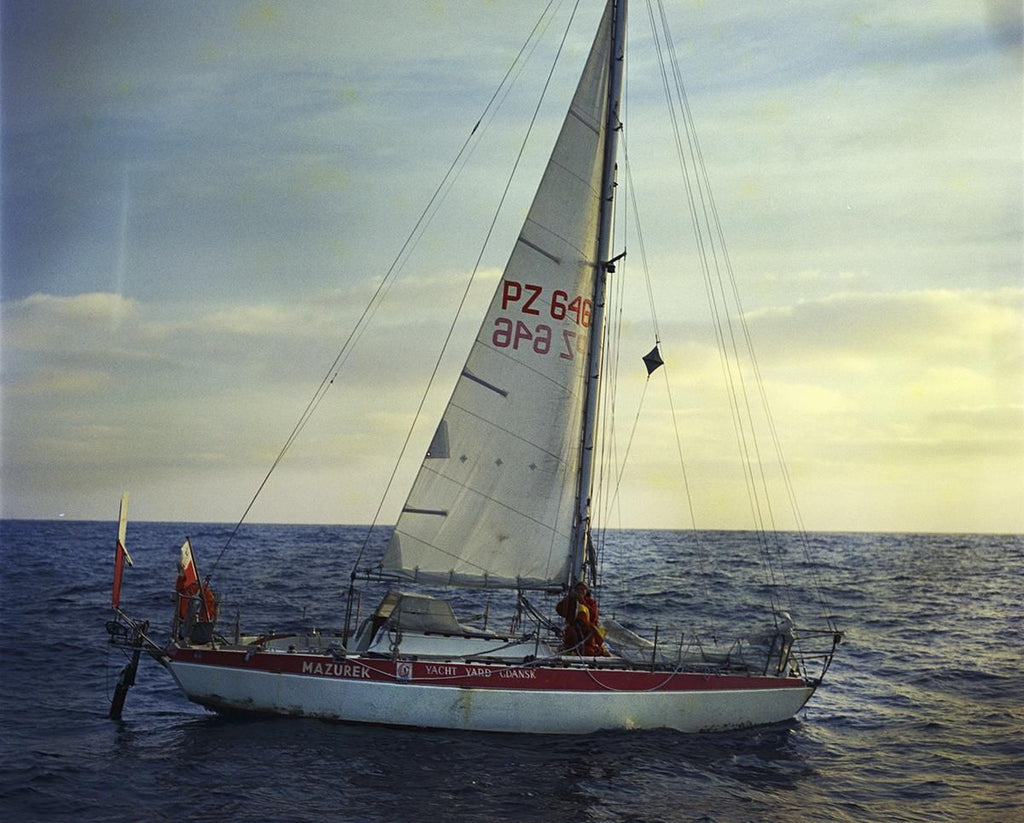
top-left (384, 3), bottom-right (615, 590)
top-left (516, 235), bottom-right (562, 264)
top-left (401, 507), bottom-right (448, 517)
top-left (460, 370), bottom-right (509, 397)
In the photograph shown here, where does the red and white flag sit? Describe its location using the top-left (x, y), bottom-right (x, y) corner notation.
top-left (111, 493), bottom-right (132, 609)
top-left (176, 538), bottom-right (215, 622)
top-left (178, 538), bottom-right (198, 588)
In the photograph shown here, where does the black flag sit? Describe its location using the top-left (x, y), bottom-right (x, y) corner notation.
top-left (642, 345), bottom-right (664, 375)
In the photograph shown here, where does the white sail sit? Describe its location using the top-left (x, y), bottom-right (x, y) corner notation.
top-left (384, 4), bottom-right (615, 589)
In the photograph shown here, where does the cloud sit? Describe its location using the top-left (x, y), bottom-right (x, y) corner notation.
top-left (0, 275), bottom-right (503, 519)
top-left (11, 367), bottom-right (114, 397)
top-left (743, 288), bottom-right (1023, 368)
top-left (604, 285), bottom-right (1023, 530)
top-left (735, 290), bottom-right (1024, 459)
top-left (2, 2), bottom-right (1020, 531)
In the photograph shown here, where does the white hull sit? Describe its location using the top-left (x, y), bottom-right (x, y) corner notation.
top-left (165, 651), bottom-right (814, 735)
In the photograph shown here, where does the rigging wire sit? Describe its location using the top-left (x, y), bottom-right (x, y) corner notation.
top-left (621, 153), bottom-right (709, 594)
top-left (590, 15), bottom-right (714, 603)
top-left (350, 0), bottom-right (587, 574)
top-left (208, 0), bottom-right (567, 580)
top-left (644, 0), bottom-right (782, 617)
top-left (598, 134), bottom-right (713, 600)
top-left (646, 0), bottom-right (835, 626)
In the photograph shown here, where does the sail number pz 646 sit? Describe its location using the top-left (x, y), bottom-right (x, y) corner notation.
top-left (491, 280), bottom-right (592, 360)
top-left (500, 280), bottom-right (592, 328)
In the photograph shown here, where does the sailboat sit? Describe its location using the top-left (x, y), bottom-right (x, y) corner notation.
top-left (107, 0), bottom-right (841, 734)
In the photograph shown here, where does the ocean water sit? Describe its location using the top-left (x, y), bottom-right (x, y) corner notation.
top-left (0, 520), bottom-right (1021, 822)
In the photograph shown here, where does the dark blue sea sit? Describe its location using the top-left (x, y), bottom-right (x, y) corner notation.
top-left (0, 521), bottom-right (1021, 822)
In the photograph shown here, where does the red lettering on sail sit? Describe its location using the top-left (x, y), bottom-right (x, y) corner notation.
top-left (521, 283), bottom-right (543, 315)
top-left (561, 329), bottom-right (576, 361)
top-left (501, 280), bottom-right (522, 310)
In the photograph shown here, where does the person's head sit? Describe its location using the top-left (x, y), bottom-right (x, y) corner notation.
top-left (574, 581), bottom-right (588, 596)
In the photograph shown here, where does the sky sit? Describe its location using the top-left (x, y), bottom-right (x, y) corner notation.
top-left (2, 1), bottom-right (1022, 533)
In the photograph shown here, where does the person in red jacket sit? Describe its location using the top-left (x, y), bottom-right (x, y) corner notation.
top-left (556, 581), bottom-right (605, 655)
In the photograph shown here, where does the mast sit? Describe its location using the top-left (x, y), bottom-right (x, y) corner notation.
top-left (570, 0), bottom-right (627, 585)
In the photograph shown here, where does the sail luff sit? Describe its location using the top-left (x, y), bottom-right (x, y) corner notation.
top-left (570, 0), bottom-right (627, 585)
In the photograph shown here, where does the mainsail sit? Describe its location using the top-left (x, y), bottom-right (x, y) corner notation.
top-left (383, 5), bottom-right (615, 589)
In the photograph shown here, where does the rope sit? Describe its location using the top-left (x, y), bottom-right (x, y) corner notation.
top-left (350, 0), bottom-right (586, 574)
top-left (207, 0), bottom-right (568, 580)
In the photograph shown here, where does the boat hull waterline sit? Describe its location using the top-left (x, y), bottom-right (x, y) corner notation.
top-left (164, 648), bottom-right (815, 734)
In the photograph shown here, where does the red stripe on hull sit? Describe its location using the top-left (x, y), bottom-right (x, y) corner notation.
top-left (166, 646), bottom-right (805, 693)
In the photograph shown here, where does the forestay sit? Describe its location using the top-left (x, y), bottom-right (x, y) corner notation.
top-left (383, 5), bottom-right (614, 590)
